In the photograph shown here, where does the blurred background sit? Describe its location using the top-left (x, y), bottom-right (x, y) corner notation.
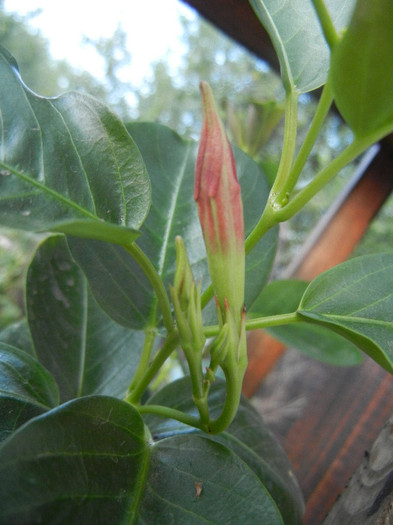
top-left (0, 0), bottom-right (392, 329)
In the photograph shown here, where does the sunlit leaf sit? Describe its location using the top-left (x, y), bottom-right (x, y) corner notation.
top-left (0, 45), bottom-right (150, 245)
top-left (249, 0), bottom-right (354, 93)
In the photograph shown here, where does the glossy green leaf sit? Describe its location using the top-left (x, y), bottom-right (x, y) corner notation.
top-left (69, 122), bottom-right (277, 329)
top-left (0, 342), bottom-right (59, 442)
top-left (144, 377), bottom-right (304, 524)
top-left (249, 279), bottom-right (363, 365)
top-left (0, 46), bottom-right (150, 245)
top-left (0, 394), bottom-right (292, 524)
top-left (0, 396), bottom-right (150, 524)
top-left (298, 253), bottom-right (393, 373)
top-left (141, 433), bottom-right (284, 524)
top-left (249, 0), bottom-right (354, 93)
top-left (26, 235), bottom-right (143, 402)
top-left (330, 0), bottom-right (393, 137)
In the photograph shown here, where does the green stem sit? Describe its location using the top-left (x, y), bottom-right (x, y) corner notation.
top-left (286, 81), bottom-right (333, 195)
top-left (208, 361), bottom-right (243, 434)
top-left (274, 133), bottom-right (383, 222)
top-left (201, 283), bottom-right (214, 310)
top-left (270, 90), bottom-right (299, 208)
top-left (126, 326), bottom-right (156, 395)
top-left (245, 311), bottom-right (300, 331)
top-left (125, 243), bottom-right (173, 332)
top-left (242, 91), bottom-right (299, 255)
top-left (203, 311), bottom-right (300, 338)
top-left (125, 331), bottom-right (179, 404)
top-left (137, 404), bottom-right (203, 430)
top-left (311, 0), bottom-right (340, 48)
top-left (183, 343), bottom-right (210, 428)
top-left (244, 204), bottom-right (277, 255)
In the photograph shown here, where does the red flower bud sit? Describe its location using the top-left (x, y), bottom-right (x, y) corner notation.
top-left (195, 81), bottom-right (245, 324)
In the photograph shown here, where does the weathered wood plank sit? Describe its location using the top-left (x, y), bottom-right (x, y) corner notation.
top-left (255, 351), bottom-right (393, 524)
top-left (323, 413), bottom-right (393, 524)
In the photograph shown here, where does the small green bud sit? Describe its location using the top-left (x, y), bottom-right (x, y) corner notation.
top-left (170, 236), bottom-right (205, 354)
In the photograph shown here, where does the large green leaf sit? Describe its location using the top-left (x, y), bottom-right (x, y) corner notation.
top-left (330, 0), bottom-right (393, 138)
top-left (248, 279), bottom-right (363, 365)
top-left (0, 394), bottom-right (290, 524)
top-left (249, 0), bottom-right (354, 93)
top-left (140, 433), bottom-right (284, 525)
top-left (143, 377), bottom-right (304, 524)
top-left (0, 45), bottom-right (150, 245)
top-left (298, 253), bottom-right (393, 373)
top-left (0, 342), bottom-right (59, 442)
top-left (69, 122), bottom-right (277, 329)
top-left (0, 396), bottom-right (150, 524)
top-left (26, 235), bottom-right (144, 403)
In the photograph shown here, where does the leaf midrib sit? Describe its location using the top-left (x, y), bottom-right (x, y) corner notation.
top-left (0, 161), bottom-right (98, 220)
top-left (300, 311), bottom-right (393, 328)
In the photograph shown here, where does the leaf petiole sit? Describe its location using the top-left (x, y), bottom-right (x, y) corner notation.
top-left (274, 126), bottom-right (392, 222)
top-left (285, 80), bottom-right (333, 196)
top-left (125, 330), bottom-right (179, 404)
top-left (126, 326), bottom-right (157, 397)
top-left (124, 242), bottom-right (173, 332)
top-left (311, 0), bottom-right (340, 49)
top-left (269, 89), bottom-right (299, 209)
top-left (203, 311), bottom-right (300, 338)
top-left (137, 404), bottom-right (203, 429)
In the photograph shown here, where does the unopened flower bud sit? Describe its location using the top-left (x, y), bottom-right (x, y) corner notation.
top-left (194, 81), bottom-right (245, 326)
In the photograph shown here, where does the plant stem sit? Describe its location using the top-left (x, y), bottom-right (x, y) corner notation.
top-left (311, 0), bottom-right (339, 48)
top-left (125, 330), bottom-right (179, 404)
top-left (183, 341), bottom-right (210, 428)
top-left (203, 311), bottom-right (300, 338)
top-left (270, 90), bottom-right (299, 208)
top-left (137, 404), bottom-right (203, 429)
top-left (245, 311), bottom-right (300, 331)
top-left (208, 360), bottom-right (243, 434)
top-left (126, 326), bottom-right (156, 395)
top-left (201, 283), bottom-right (214, 310)
top-left (274, 133), bottom-right (383, 222)
top-left (243, 91), bottom-right (299, 255)
top-left (286, 81), bottom-right (333, 195)
top-left (125, 243), bottom-right (173, 332)
top-left (244, 204), bottom-right (277, 255)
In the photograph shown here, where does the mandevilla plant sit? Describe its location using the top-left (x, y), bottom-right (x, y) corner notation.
top-left (0, 0), bottom-right (392, 523)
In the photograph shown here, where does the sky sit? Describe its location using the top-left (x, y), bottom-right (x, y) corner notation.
top-left (3, 0), bottom-right (194, 83)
